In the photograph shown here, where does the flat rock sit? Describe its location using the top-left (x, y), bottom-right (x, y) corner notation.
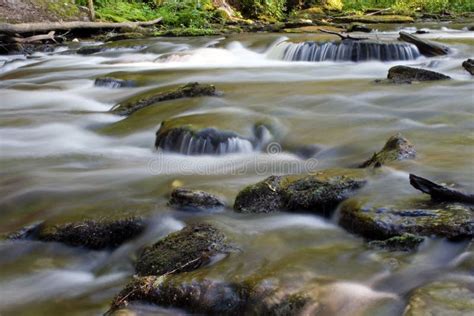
top-left (404, 282), bottom-right (474, 316)
top-left (135, 223), bottom-right (231, 276)
top-left (335, 15), bottom-right (414, 24)
top-left (339, 198), bottom-right (474, 241)
top-left (110, 82), bottom-right (219, 116)
top-left (386, 65), bottom-right (451, 84)
top-left (360, 133), bottom-right (416, 168)
top-left (7, 217), bottom-right (146, 250)
top-left (234, 168), bottom-right (368, 216)
top-left (169, 188), bottom-right (226, 212)
top-left (368, 234), bottom-right (425, 252)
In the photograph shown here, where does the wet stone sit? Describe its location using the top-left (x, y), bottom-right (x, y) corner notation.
top-left (77, 46), bottom-right (103, 55)
top-left (94, 77), bottom-right (135, 88)
top-left (234, 168), bottom-right (368, 216)
top-left (339, 199), bottom-right (474, 241)
top-left (386, 65), bottom-right (451, 84)
top-left (360, 133), bottom-right (416, 168)
top-left (399, 31), bottom-right (449, 57)
top-left (169, 188), bottom-right (226, 212)
top-left (135, 223), bottom-right (231, 276)
top-left (368, 234), bottom-right (425, 252)
top-left (462, 59), bottom-right (474, 75)
top-left (7, 217), bottom-right (146, 250)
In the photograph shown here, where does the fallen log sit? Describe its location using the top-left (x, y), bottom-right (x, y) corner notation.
top-left (0, 18), bottom-right (162, 34)
top-left (399, 31), bottom-right (449, 56)
top-left (11, 31), bottom-right (57, 43)
top-left (409, 174), bottom-right (474, 204)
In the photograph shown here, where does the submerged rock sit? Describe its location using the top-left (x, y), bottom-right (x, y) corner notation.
top-left (410, 174), bottom-right (474, 204)
top-left (404, 282), bottom-right (474, 316)
top-left (94, 77), bottom-right (135, 88)
top-left (234, 168), bottom-right (368, 216)
top-left (110, 275), bottom-right (313, 315)
top-left (268, 40), bottom-right (420, 62)
top-left (77, 46), bottom-right (103, 55)
top-left (135, 224), bottom-right (231, 276)
top-left (386, 65), bottom-right (451, 84)
top-left (339, 198), bottom-right (474, 241)
top-left (8, 217), bottom-right (146, 250)
top-left (110, 82), bottom-right (219, 116)
top-left (155, 112), bottom-right (278, 155)
top-left (346, 23), bottom-right (372, 33)
top-left (399, 31), bottom-right (449, 57)
top-left (169, 188), bottom-right (226, 212)
top-left (462, 58), bottom-right (474, 75)
top-left (369, 234), bottom-right (425, 252)
top-left (360, 133), bottom-right (416, 168)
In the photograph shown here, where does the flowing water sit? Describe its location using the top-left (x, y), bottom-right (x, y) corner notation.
top-left (0, 24), bottom-right (473, 315)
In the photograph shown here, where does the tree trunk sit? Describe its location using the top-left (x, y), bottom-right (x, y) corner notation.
top-left (88, 0), bottom-right (96, 21)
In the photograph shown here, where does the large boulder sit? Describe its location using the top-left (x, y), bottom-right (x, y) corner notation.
top-left (110, 82), bottom-right (219, 116)
top-left (169, 188), bottom-right (226, 212)
top-left (386, 66), bottom-right (451, 84)
top-left (155, 112), bottom-right (280, 155)
top-left (110, 275), bottom-right (313, 315)
top-left (7, 217), bottom-right (146, 250)
top-left (360, 133), bottom-right (416, 168)
top-left (404, 282), bottom-right (474, 316)
top-left (234, 168), bottom-right (368, 216)
top-left (339, 198), bottom-right (474, 241)
top-left (135, 223), bottom-right (231, 276)
top-left (399, 31), bottom-right (449, 57)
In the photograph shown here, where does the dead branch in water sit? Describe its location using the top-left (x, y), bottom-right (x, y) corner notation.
top-left (319, 29), bottom-right (368, 41)
top-left (11, 31), bottom-right (57, 43)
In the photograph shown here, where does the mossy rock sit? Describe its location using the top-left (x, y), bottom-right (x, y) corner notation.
top-left (339, 198), bottom-right (474, 241)
top-left (154, 28), bottom-right (223, 37)
top-left (111, 82), bottom-right (219, 116)
top-left (404, 282), bottom-right (474, 316)
top-left (8, 217), bottom-right (146, 250)
top-left (168, 188), bottom-right (226, 212)
top-left (135, 224), bottom-right (231, 276)
top-left (386, 66), bottom-right (451, 84)
top-left (335, 15), bottom-right (414, 24)
top-left (360, 133), bottom-right (416, 168)
top-left (368, 234), bottom-right (425, 252)
top-left (155, 111), bottom-right (281, 155)
top-left (234, 168), bottom-right (368, 216)
top-left (110, 274), bottom-right (313, 315)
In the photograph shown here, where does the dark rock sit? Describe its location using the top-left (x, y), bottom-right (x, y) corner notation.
top-left (415, 29), bottom-right (429, 34)
top-left (234, 168), bottom-right (368, 216)
top-left (346, 23), bottom-right (372, 33)
top-left (154, 113), bottom-right (278, 155)
top-left (404, 282), bottom-right (474, 316)
top-left (77, 46), bottom-right (103, 55)
top-left (410, 174), bottom-right (474, 204)
top-left (94, 77), bottom-right (135, 88)
top-left (369, 234), bottom-right (425, 252)
top-left (462, 59), bottom-right (474, 75)
top-left (8, 217), bottom-right (146, 250)
top-left (339, 199), bottom-right (474, 241)
top-left (386, 65), bottom-right (451, 84)
top-left (110, 82), bottom-right (219, 116)
top-left (169, 188), bottom-right (226, 212)
top-left (399, 31), bottom-right (449, 56)
top-left (110, 275), bottom-right (312, 315)
top-left (135, 224), bottom-right (231, 276)
top-left (360, 133), bottom-right (416, 168)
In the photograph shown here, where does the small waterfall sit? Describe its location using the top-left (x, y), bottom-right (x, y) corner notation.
top-left (155, 127), bottom-right (255, 155)
top-left (268, 40), bottom-right (421, 62)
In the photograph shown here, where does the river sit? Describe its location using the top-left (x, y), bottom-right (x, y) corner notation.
top-left (0, 24), bottom-right (473, 315)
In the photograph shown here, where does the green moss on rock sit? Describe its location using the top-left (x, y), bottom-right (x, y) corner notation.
top-left (135, 223), bottom-right (231, 276)
top-left (404, 282), bottom-right (474, 316)
top-left (8, 217), bottom-right (146, 250)
top-left (360, 133), bottom-right (416, 168)
top-left (234, 168), bottom-right (368, 216)
top-left (369, 234), bottom-right (425, 252)
top-left (169, 188), bottom-right (226, 212)
top-left (339, 198), bottom-right (474, 241)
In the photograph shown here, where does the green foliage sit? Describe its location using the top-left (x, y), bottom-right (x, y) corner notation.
top-left (342, 0), bottom-right (474, 14)
top-left (155, 0), bottom-right (214, 28)
top-left (239, 0), bottom-right (287, 20)
top-left (94, 0), bottom-right (160, 22)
